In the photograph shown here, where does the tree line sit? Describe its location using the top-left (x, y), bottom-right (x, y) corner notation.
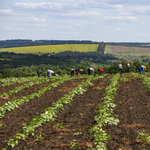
top-left (1, 60), bottom-right (150, 78)
top-left (0, 39), bottom-right (98, 48)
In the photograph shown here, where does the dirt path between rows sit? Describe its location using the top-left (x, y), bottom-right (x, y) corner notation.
top-left (0, 78), bottom-right (85, 148)
top-left (13, 75), bottom-right (112, 150)
top-left (104, 78), bottom-right (150, 150)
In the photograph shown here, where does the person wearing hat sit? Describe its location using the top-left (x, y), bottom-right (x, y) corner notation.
top-left (47, 70), bottom-right (54, 78)
top-left (78, 69), bottom-right (83, 75)
top-left (140, 65), bottom-right (146, 74)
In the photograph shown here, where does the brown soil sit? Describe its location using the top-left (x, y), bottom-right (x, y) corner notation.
top-left (9, 76), bottom-right (111, 150)
top-left (0, 80), bottom-right (56, 106)
top-left (0, 78), bottom-right (86, 148)
top-left (103, 78), bottom-right (150, 150)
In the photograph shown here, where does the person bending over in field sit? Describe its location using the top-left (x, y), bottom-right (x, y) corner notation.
top-left (98, 68), bottom-right (104, 75)
top-left (140, 65), bottom-right (146, 74)
top-left (37, 70), bottom-right (40, 77)
top-left (118, 62), bottom-right (123, 76)
top-left (78, 69), bottom-right (83, 75)
top-left (88, 68), bottom-right (94, 75)
top-left (47, 70), bottom-right (54, 78)
top-left (70, 69), bottom-right (74, 76)
top-left (75, 68), bottom-right (79, 76)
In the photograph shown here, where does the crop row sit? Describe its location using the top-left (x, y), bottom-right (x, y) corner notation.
top-left (89, 73), bottom-right (120, 150)
top-left (0, 76), bottom-right (37, 87)
top-left (0, 75), bottom-right (86, 119)
top-left (130, 72), bottom-right (150, 90)
top-left (3, 75), bottom-right (106, 149)
top-left (0, 76), bottom-right (61, 96)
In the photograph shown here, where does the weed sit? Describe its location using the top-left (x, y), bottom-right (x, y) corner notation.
top-left (36, 129), bottom-right (43, 142)
top-left (118, 101), bottom-right (123, 105)
top-left (73, 132), bottom-right (82, 135)
top-left (54, 121), bottom-right (65, 129)
top-left (136, 130), bottom-right (150, 144)
top-left (69, 139), bottom-right (79, 149)
top-left (79, 112), bottom-right (84, 116)
top-left (0, 123), bottom-right (6, 127)
top-left (95, 87), bottom-right (101, 90)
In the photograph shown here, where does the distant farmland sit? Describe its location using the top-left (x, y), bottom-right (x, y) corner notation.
top-left (104, 45), bottom-right (150, 62)
top-left (0, 44), bottom-right (99, 54)
top-left (105, 45), bottom-right (150, 53)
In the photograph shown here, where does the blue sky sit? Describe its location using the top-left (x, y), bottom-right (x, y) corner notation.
top-left (0, 0), bottom-right (150, 42)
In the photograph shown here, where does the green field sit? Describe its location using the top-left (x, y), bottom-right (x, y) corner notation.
top-left (0, 44), bottom-right (99, 54)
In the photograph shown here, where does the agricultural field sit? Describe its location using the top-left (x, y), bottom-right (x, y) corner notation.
top-left (0, 44), bottom-right (99, 54)
top-left (104, 45), bottom-right (150, 62)
top-left (0, 73), bottom-right (150, 150)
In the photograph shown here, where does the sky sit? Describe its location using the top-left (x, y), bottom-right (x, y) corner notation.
top-left (0, 0), bottom-right (150, 42)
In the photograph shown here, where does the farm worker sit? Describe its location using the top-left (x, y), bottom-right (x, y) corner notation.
top-left (37, 70), bottom-right (40, 77)
top-left (126, 61), bottom-right (130, 73)
top-left (88, 68), bottom-right (94, 75)
top-left (118, 62), bottom-right (123, 75)
top-left (75, 68), bottom-right (79, 76)
top-left (47, 70), bottom-right (54, 78)
top-left (78, 69), bottom-right (83, 75)
top-left (70, 69), bottom-right (75, 76)
top-left (40, 71), bottom-right (42, 77)
top-left (140, 65), bottom-right (146, 74)
top-left (98, 68), bottom-right (104, 75)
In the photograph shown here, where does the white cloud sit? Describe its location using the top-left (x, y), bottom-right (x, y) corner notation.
top-left (134, 6), bottom-right (150, 15)
top-left (0, 9), bottom-right (12, 15)
top-left (104, 16), bottom-right (137, 22)
top-left (13, 2), bottom-right (70, 10)
top-left (115, 27), bottom-right (120, 31)
top-left (60, 11), bottom-right (101, 17)
top-left (23, 16), bottom-right (45, 22)
top-left (4, 26), bottom-right (13, 30)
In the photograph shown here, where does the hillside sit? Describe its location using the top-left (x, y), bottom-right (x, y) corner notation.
top-left (0, 44), bottom-right (99, 54)
top-left (104, 45), bottom-right (150, 63)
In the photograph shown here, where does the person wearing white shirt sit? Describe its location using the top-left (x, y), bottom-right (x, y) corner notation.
top-left (126, 61), bottom-right (130, 73)
top-left (88, 68), bottom-right (94, 75)
top-left (47, 70), bottom-right (54, 78)
top-left (118, 63), bottom-right (123, 75)
top-left (70, 69), bottom-right (74, 76)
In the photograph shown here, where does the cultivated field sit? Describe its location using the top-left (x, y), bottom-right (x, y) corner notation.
top-left (106, 45), bottom-right (150, 53)
top-left (0, 73), bottom-right (150, 150)
top-left (0, 44), bottom-right (99, 54)
top-left (104, 45), bottom-right (150, 62)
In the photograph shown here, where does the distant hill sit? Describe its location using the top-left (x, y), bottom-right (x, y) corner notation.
top-left (0, 44), bottom-right (99, 54)
top-left (105, 45), bottom-right (150, 63)
top-left (0, 39), bottom-right (98, 48)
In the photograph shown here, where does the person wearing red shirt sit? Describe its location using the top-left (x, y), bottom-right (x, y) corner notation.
top-left (98, 68), bottom-right (104, 75)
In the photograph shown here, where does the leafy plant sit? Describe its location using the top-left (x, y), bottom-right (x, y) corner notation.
top-left (73, 132), bottom-right (82, 135)
top-left (0, 123), bottom-right (6, 127)
top-left (89, 73), bottom-right (120, 149)
top-left (36, 129), bottom-right (43, 142)
top-left (95, 87), bottom-right (101, 90)
top-left (69, 139), bottom-right (79, 149)
top-left (79, 112), bottom-right (84, 116)
top-left (136, 130), bottom-right (150, 144)
top-left (118, 101), bottom-right (123, 105)
top-left (54, 121), bottom-right (65, 129)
